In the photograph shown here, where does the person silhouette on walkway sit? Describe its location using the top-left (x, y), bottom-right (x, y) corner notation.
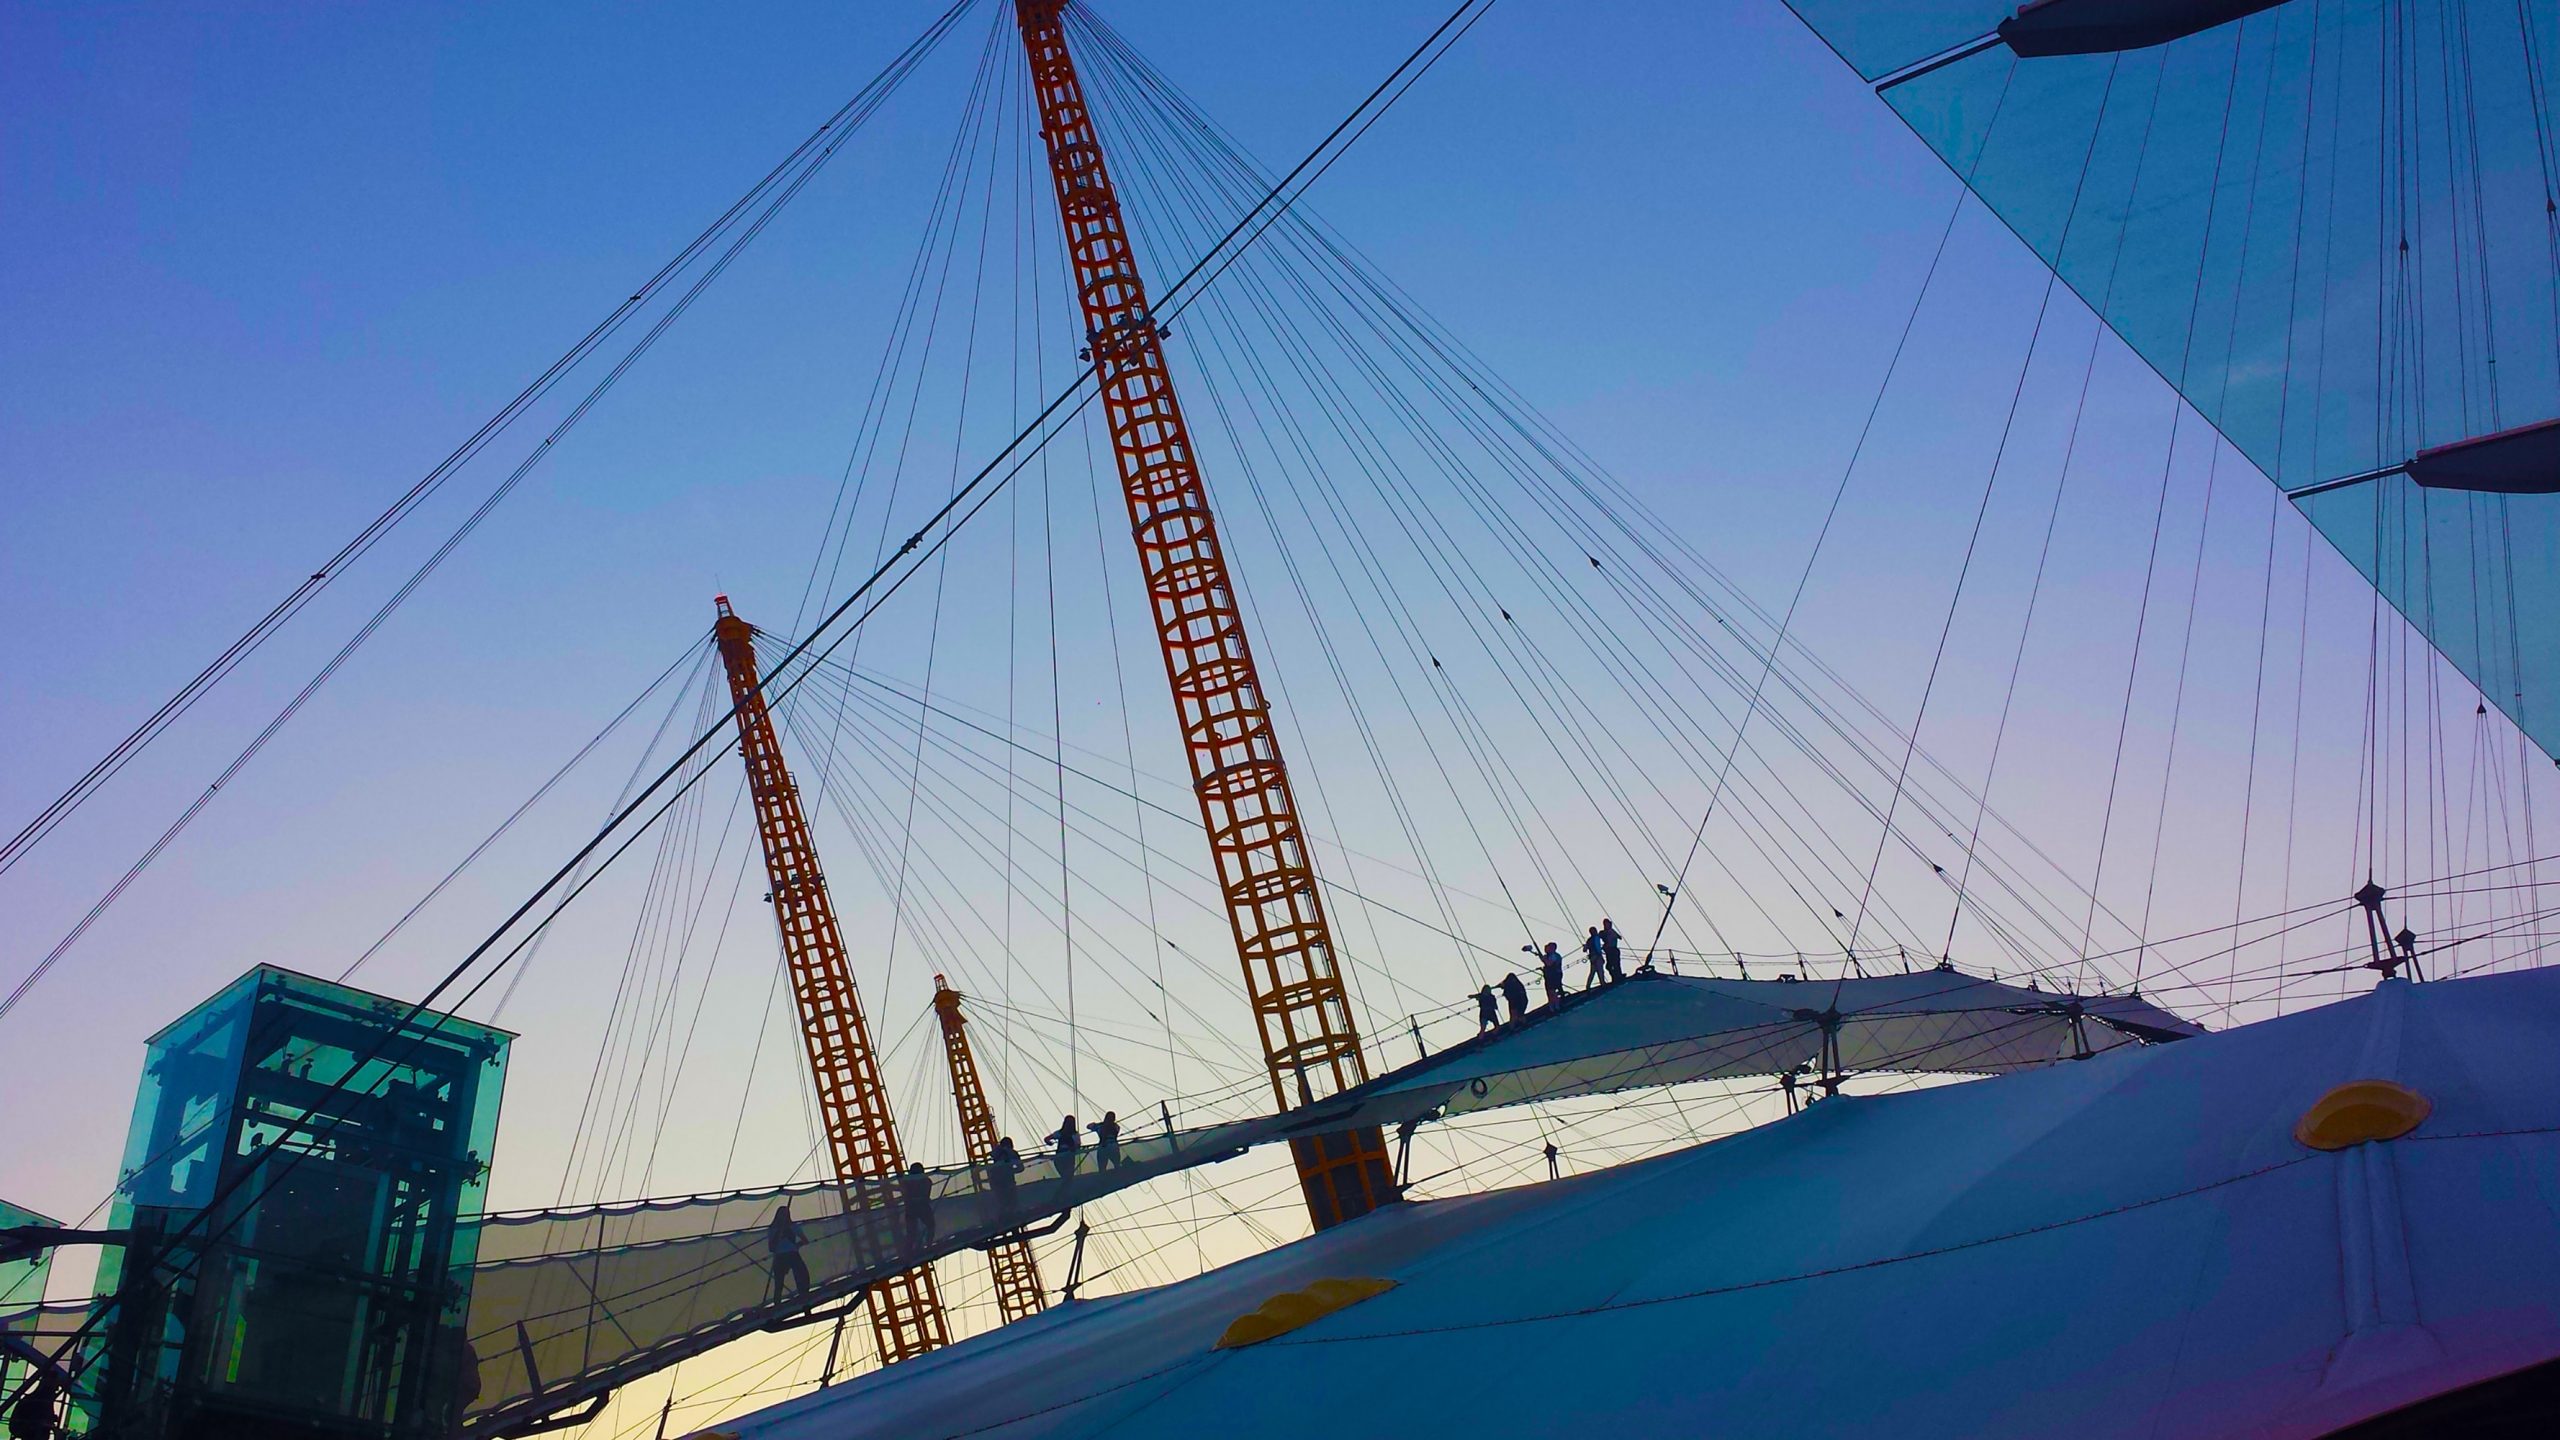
top-left (1500, 971), bottom-right (1529, 1023)
top-left (1476, 984), bottom-right (1499, 1032)
top-left (901, 1162), bottom-right (935, 1251)
top-left (766, 1200), bottom-right (810, 1304)
top-left (1539, 942), bottom-right (1566, 1005)
top-left (1051, 1115), bottom-right (1083, 1192)
top-left (1601, 918), bottom-right (1626, 981)
top-left (1584, 927), bottom-right (1608, 989)
top-left (990, 1135), bottom-right (1024, 1215)
top-left (1092, 1111), bottom-right (1123, 1172)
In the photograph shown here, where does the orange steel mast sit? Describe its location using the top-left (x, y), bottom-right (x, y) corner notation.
top-left (1013, 0), bottom-right (1395, 1229)
top-left (931, 975), bottom-right (1048, 1323)
top-left (712, 595), bottom-right (951, 1362)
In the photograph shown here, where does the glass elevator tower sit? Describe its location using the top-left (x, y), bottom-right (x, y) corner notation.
top-left (90, 966), bottom-right (509, 1439)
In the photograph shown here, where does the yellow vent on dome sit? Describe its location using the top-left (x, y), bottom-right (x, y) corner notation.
top-left (1214, 1276), bottom-right (1398, 1350)
top-left (2295, 1080), bottom-right (2432, 1151)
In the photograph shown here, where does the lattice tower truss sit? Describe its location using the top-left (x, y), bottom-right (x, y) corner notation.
top-left (1013, 0), bottom-right (1395, 1228)
top-left (712, 596), bottom-right (951, 1361)
top-left (932, 976), bottom-right (1049, 1323)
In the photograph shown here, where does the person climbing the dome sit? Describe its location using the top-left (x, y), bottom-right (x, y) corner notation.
top-left (1476, 983), bottom-right (1499, 1033)
top-left (766, 1200), bottom-right (810, 1304)
top-left (1500, 970), bottom-right (1530, 1023)
top-left (1539, 941), bottom-right (1566, 1005)
top-left (901, 1162), bottom-right (935, 1251)
top-left (1050, 1114), bottom-right (1083, 1193)
top-left (1584, 926), bottom-right (1609, 989)
top-left (1601, 917), bottom-right (1626, 981)
top-left (990, 1135), bottom-right (1024, 1215)
top-left (1091, 1110), bottom-right (1123, 1171)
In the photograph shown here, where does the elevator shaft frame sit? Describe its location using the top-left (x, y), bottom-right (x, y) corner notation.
top-left (713, 596), bottom-right (950, 1363)
top-left (1013, 0), bottom-right (1394, 1228)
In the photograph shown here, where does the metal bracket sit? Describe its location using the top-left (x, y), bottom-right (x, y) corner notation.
top-left (763, 1287), bottom-right (869, 1332)
top-left (1060, 1219), bottom-right (1092, 1302)
top-left (0, 1226), bottom-right (127, 1266)
top-left (493, 1391), bottom-right (610, 1437)
top-left (973, 1210), bottom-right (1071, 1251)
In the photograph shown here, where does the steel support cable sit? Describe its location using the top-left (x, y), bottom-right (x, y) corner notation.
top-left (2278, 4), bottom-right (2356, 1007)
top-left (0, 9), bottom-right (981, 1029)
top-left (333, 635), bottom-right (707, 985)
top-left (1080, 66), bottom-right (1571, 960)
top-left (1079, 20), bottom-right (1722, 945)
top-left (564, 701), bottom-right (728, 1205)
top-left (1359, 261), bottom-right (2143, 957)
top-left (1842, 51), bottom-right (2119, 982)
top-left (1111, 87), bottom-right (2007, 973)
top-left (1270, 310), bottom-right (1938, 963)
top-left (1083, 32), bottom-right (1702, 958)
top-left (597, 740), bottom-right (753, 1198)
top-left (1361, 263), bottom-right (2058, 968)
top-left (1942, 73), bottom-right (2165, 974)
top-left (634, 825), bottom-right (762, 1195)
top-left (806, 713), bottom-right (1272, 1089)
top-left (594, 676), bottom-right (734, 1195)
top-left (1104, 106), bottom-right (1709, 959)
top-left (1088, 61), bottom-right (1699, 976)
top-left (553, 661), bottom-right (729, 1204)
top-left (1189, 282), bottom-right (1624, 945)
top-left (803, 636), bottom-right (1587, 946)
top-left (571, 742), bottom-right (703, 1199)
top-left (1127, 206), bottom-right (1550, 957)
top-left (790, 16), bottom-right (1009, 644)
top-left (1010, 63), bottom-right (1090, 1111)
top-left (488, 649), bottom-right (728, 1015)
top-left (1278, 209), bottom-right (2157, 967)
top-left (791, 654), bottom-right (1542, 973)
top-left (1100, 120), bottom-right (2037, 963)
top-left (788, 645), bottom-right (1525, 948)
top-left (1002, 62), bottom-right (1039, 1116)
top-left (778, 664), bottom-right (1279, 1085)
top-left (1648, 91), bottom-right (2019, 978)
top-left (2226, 5), bottom-right (2331, 1014)
top-left (772, 678), bottom-right (1267, 1085)
top-left (872, 15), bottom-right (1015, 1056)
top-left (1075, 25), bottom-right (2140, 973)
top-left (1065, 20), bottom-right (1543, 971)
top-left (1270, 270), bottom-right (1945, 959)
top-left (1187, 324), bottom-right (1553, 949)
top-left (788, 11), bottom-right (1008, 848)
top-left (789, 711), bottom-right (1337, 1123)
top-left (1162, 234), bottom-right (1575, 948)
top-left (2071, 38), bottom-right (2247, 993)
top-left (0, 0), bottom-right (979, 893)
top-left (814, 677), bottom-right (1429, 1078)
top-left (2131, 19), bottom-right (2290, 1003)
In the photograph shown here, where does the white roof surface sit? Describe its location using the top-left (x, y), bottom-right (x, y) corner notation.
top-left (723, 969), bottom-right (2560, 1439)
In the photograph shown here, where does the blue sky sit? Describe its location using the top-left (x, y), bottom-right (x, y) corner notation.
top-left (5, 0), bottom-right (2547, 1410)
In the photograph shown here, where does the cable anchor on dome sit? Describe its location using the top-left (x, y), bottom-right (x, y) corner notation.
top-left (2354, 880), bottom-right (2424, 982)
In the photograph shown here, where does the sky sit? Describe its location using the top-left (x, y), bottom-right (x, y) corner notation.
top-left (5, 0), bottom-right (2554, 1428)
